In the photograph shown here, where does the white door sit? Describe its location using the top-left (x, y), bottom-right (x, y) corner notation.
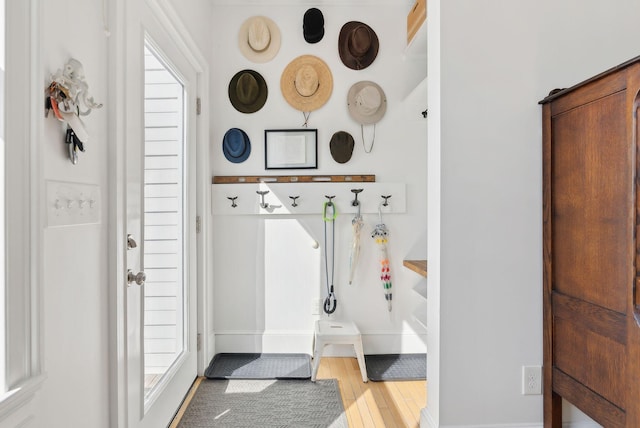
top-left (125, 2), bottom-right (198, 427)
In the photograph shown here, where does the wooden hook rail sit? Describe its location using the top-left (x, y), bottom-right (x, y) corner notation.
top-left (212, 174), bottom-right (376, 184)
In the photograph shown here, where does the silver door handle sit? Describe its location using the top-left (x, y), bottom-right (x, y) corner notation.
top-left (127, 269), bottom-right (146, 286)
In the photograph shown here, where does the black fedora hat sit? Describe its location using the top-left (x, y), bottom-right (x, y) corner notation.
top-left (330, 131), bottom-right (355, 163)
top-left (338, 21), bottom-right (379, 70)
top-left (303, 8), bottom-right (324, 44)
top-left (222, 128), bottom-right (251, 163)
top-left (228, 70), bottom-right (268, 113)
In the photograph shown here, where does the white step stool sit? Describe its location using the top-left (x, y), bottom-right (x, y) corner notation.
top-left (311, 320), bottom-right (368, 383)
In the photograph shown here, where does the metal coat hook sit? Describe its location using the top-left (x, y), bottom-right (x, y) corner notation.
top-left (257, 190), bottom-right (270, 209)
top-left (227, 196), bottom-right (238, 208)
top-left (381, 195), bottom-right (392, 207)
top-left (422, 109), bottom-right (428, 118)
top-left (325, 195), bottom-right (336, 206)
top-left (289, 196), bottom-right (300, 207)
top-left (351, 189), bottom-right (363, 206)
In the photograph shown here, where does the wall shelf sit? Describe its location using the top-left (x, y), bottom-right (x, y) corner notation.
top-left (403, 259), bottom-right (427, 277)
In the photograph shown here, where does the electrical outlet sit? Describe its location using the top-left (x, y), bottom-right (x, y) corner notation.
top-left (522, 365), bottom-right (542, 395)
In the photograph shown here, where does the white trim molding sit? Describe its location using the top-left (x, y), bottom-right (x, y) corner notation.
top-left (0, 0), bottom-right (44, 424)
top-left (0, 375), bottom-right (45, 422)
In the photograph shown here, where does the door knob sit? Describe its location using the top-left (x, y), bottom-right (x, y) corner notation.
top-left (127, 269), bottom-right (146, 286)
top-left (127, 234), bottom-right (137, 250)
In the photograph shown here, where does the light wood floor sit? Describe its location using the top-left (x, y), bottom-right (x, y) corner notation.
top-left (170, 356), bottom-right (426, 428)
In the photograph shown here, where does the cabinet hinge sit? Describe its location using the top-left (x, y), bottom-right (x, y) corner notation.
top-left (196, 97), bottom-right (202, 115)
top-left (196, 215), bottom-right (201, 234)
top-left (197, 333), bottom-right (202, 351)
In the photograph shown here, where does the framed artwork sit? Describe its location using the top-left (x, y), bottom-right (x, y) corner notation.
top-left (264, 129), bottom-right (318, 169)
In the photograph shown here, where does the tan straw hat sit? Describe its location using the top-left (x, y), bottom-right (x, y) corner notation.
top-left (347, 81), bottom-right (387, 124)
top-left (238, 16), bottom-right (281, 63)
top-left (280, 55), bottom-right (333, 112)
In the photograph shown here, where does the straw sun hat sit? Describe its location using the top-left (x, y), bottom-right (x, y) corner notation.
top-left (280, 55), bottom-right (333, 113)
top-left (238, 16), bottom-right (281, 63)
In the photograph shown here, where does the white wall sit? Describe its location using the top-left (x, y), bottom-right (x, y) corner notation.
top-left (35, 0), bottom-right (110, 426)
top-left (209, 4), bottom-right (428, 355)
top-left (429, 0), bottom-right (640, 426)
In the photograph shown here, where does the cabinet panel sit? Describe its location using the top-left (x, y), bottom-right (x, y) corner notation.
top-left (551, 91), bottom-right (631, 314)
top-left (554, 316), bottom-right (626, 408)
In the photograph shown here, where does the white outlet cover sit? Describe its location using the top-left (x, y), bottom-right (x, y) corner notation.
top-left (522, 365), bottom-right (542, 395)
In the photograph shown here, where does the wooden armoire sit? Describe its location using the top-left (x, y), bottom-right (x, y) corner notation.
top-left (540, 56), bottom-right (640, 427)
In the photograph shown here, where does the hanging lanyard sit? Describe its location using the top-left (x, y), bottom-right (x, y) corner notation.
top-left (323, 198), bottom-right (337, 314)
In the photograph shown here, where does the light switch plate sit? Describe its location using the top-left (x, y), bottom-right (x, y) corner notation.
top-left (46, 180), bottom-right (100, 227)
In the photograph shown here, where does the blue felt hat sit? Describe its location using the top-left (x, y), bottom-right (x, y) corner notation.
top-left (222, 128), bottom-right (251, 163)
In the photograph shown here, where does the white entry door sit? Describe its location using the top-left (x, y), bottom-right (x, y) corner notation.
top-left (125, 2), bottom-right (198, 427)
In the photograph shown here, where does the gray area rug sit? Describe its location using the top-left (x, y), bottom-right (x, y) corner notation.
top-left (204, 353), bottom-right (311, 379)
top-left (177, 379), bottom-right (348, 428)
top-left (365, 353), bottom-right (427, 381)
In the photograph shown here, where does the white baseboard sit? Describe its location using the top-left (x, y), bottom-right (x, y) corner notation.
top-left (214, 331), bottom-right (314, 354)
top-left (435, 422), bottom-right (600, 428)
top-left (421, 407), bottom-right (436, 428)
top-left (439, 424), bottom-right (541, 428)
top-left (213, 330), bottom-right (427, 355)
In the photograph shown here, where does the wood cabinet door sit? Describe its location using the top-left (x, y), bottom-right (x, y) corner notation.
top-left (543, 62), bottom-right (639, 427)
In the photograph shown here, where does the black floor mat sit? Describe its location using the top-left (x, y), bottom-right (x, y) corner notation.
top-left (365, 353), bottom-right (426, 381)
top-left (204, 353), bottom-right (312, 379)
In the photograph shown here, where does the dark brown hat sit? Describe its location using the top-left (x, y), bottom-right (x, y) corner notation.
top-left (303, 8), bottom-right (324, 44)
top-left (228, 69), bottom-right (268, 113)
top-left (338, 21), bottom-right (379, 70)
top-left (330, 131), bottom-right (355, 163)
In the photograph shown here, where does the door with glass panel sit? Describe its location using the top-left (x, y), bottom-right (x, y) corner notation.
top-left (125, 4), bottom-right (198, 426)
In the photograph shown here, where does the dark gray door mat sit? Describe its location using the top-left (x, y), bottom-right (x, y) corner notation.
top-left (204, 353), bottom-right (312, 379)
top-left (177, 379), bottom-right (347, 428)
top-left (364, 353), bottom-right (426, 381)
